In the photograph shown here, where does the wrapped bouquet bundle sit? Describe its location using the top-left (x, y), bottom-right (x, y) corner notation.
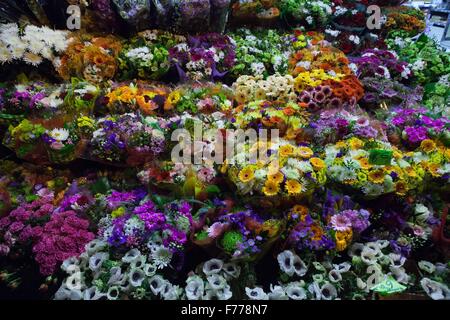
top-left (112, 0), bottom-right (152, 31)
top-left (308, 108), bottom-right (387, 146)
top-left (0, 23), bottom-right (69, 70)
top-left (42, 125), bottom-right (82, 164)
top-left (289, 43), bottom-right (353, 78)
top-left (224, 139), bottom-right (327, 207)
top-left (105, 81), bottom-right (171, 115)
top-left (56, 34), bottom-right (122, 84)
top-left (194, 208), bottom-right (285, 262)
top-left (232, 100), bottom-right (310, 141)
top-left (169, 33), bottom-right (236, 81)
top-left (330, 0), bottom-right (367, 33)
top-left (230, 28), bottom-right (303, 79)
top-left (118, 30), bottom-right (185, 81)
top-left (233, 74), bottom-right (297, 104)
top-left (324, 137), bottom-right (424, 199)
top-left (61, 79), bottom-right (100, 117)
top-left (383, 6), bottom-right (426, 38)
top-left (165, 82), bottom-right (233, 117)
top-left (386, 107), bottom-right (450, 150)
top-left (231, 0), bottom-right (281, 27)
top-left (3, 119), bottom-right (48, 164)
top-left (83, 0), bottom-right (123, 33)
top-left (279, 0), bottom-right (333, 30)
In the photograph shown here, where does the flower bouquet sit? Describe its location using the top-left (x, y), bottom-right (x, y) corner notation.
top-left (359, 77), bottom-right (423, 112)
top-left (197, 209), bottom-right (285, 262)
top-left (289, 43), bottom-right (352, 78)
top-left (233, 74), bottom-right (297, 105)
top-left (384, 6), bottom-right (426, 37)
top-left (118, 30), bottom-right (181, 81)
top-left (324, 137), bottom-right (423, 198)
top-left (42, 125), bottom-right (81, 164)
top-left (230, 28), bottom-right (296, 78)
top-left (169, 33), bottom-right (236, 81)
top-left (352, 48), bottom-right (412, 84)
top-left (232, 100), bottom-right (310, 141)
top-left (173, 0), bottom-right (211, 34)
top-left (0, 23), bottom-right (69, 69)
top-left (387, 107), bottom-right (450, 149)
top-left (4, 119), bottom-right (48, 164)
top-left (165, 82), bottom-right (233, 116)
top-left (324, 29), bottom-right (363, 54)
top-left (56, 34), bottom-right (122, 84)
top-left (89, 116), bottom-right (127, 164)
top-left (422, 76), bottom-right (450, 116)
top-left (62, 79), bottom-right (100, 116)
top-left (105, 82), bottom-right (170, 115)
top-left (83, 0), bottom-right (123, 33)
top-left (120, 113), bottom-right (168, 166)
top-left (112, 0), bottom-right (152, 30)
top-left (231, 0), bottom-right (281, 27)
top-left (309, 108), bottom-right (387, 146)
top-left (331, 0), bottom-right (367, 33)
top-left (387, 34), bottom-right (450, 85)
top-left (224, 139), bottom-right (327, 206)
top-left (279, 0), bottom-right (333, 30)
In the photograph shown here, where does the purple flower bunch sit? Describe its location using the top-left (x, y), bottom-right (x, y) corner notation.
top-left (116, 114), bottom-right (166, 156)
top-left (390, 107), bottom-right (449, 144)
top-left (90, 118), bottom-right (127, 162)
top-left (104, 199), bottom-right (192, 254)
top-left (352, 49), bottom-right (412, 82)
top-left (309, 108), bottom-right (386, 144)
top-left (32, 210), bottom-right (94, 275)
top-left (360, 77), bottom-right (423, 110)
top-left (169, 33), bottom-right (236, 81)
top-left (106, 188), bottom-right (147, 209)
top-left (4, 83), bottom-right (47, 114)
top-left (0, 195), bottom-right (55, 257)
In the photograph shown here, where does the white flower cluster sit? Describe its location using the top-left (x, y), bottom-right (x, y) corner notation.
top-left (245, 250), bottom-right (348, 300)
top-left (0, 23), bottom-right (69, 66)
top-left (233, 74), bottom-right (296, 104)
top-left (185, 258), bottom-right (241, 300)
top-left (126, 46), bottom-right (154, 62)
top-left (55, 240), bottom-right (181, 300)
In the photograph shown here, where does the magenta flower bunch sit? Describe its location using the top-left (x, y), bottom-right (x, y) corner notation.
top-left (0, 195), bottom-right (55, 257)
top-left (32, 210), bottom-right (94, 275)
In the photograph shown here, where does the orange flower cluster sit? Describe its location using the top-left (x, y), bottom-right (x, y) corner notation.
top-left (57, 35), bottom-right (122, 84)
top-left (322, 75), bottom-right (365, 103)
top-left (289, 44), bottom-right (352, 78)
top-left (385, 11), bottom-right (426, 35)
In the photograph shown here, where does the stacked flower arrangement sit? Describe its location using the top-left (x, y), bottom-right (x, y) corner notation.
top-left (224, 139), bottom-right (327, 204)
top-left (324, 137), bottom-right (424, 198)
top-left (169, 33), bottom-right (236, 81)
top-left (279, 0), bottom-right (333, 29)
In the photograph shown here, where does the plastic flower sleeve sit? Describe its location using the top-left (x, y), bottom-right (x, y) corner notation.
top-left (210, 0), bottom-right (231, 33)
top-left (152, 0), bottom-right (175, 30)
top-left (177, 0), bottom-right (211, 34)
top-left (112, 0), bottom-right (152, 31)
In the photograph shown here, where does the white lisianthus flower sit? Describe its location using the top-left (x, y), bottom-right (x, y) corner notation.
top-left (203, 259), bottom-right (224, 276)
top-left (285, 283), bottom-right (307, 300)
top-left (246, 287), bottom-right (269, 300)
top-left (418, 261), bottom-right (436, 274)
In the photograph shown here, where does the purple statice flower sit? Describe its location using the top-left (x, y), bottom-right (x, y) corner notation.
top-left (404, 126), bottom-right (428, 143)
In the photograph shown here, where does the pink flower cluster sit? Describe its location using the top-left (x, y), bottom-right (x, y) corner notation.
top-left (0, 195), bottom-right (55, 255)
top-left (32, 210), bottom-right (94, 276)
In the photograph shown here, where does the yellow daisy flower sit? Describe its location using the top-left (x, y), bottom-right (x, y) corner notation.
top-left (297, 146), bottom-right (314, 158)
top-left (420, 139), bottom-right (437, 153)
top-left (285, 180), bottom-right (302, 195)
top-left (262, 180), bottom-right (280, 196)
top-left (310, 157), bottom-right (325, 169)
top-left (239, 166), bottom-right (255, 183)
top-left (279, 144), bottom-right (295, 158)
top-left (368, 169), bottom-right (385, 184)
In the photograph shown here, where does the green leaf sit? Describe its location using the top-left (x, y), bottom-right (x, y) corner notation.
top-left (89, 177), bottom-right (111, 195)
top-left (206, 185), bottom-right (221, 195)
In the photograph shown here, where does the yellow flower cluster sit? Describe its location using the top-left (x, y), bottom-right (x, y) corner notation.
top-left (294, 69), bottom-right (344, 93)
